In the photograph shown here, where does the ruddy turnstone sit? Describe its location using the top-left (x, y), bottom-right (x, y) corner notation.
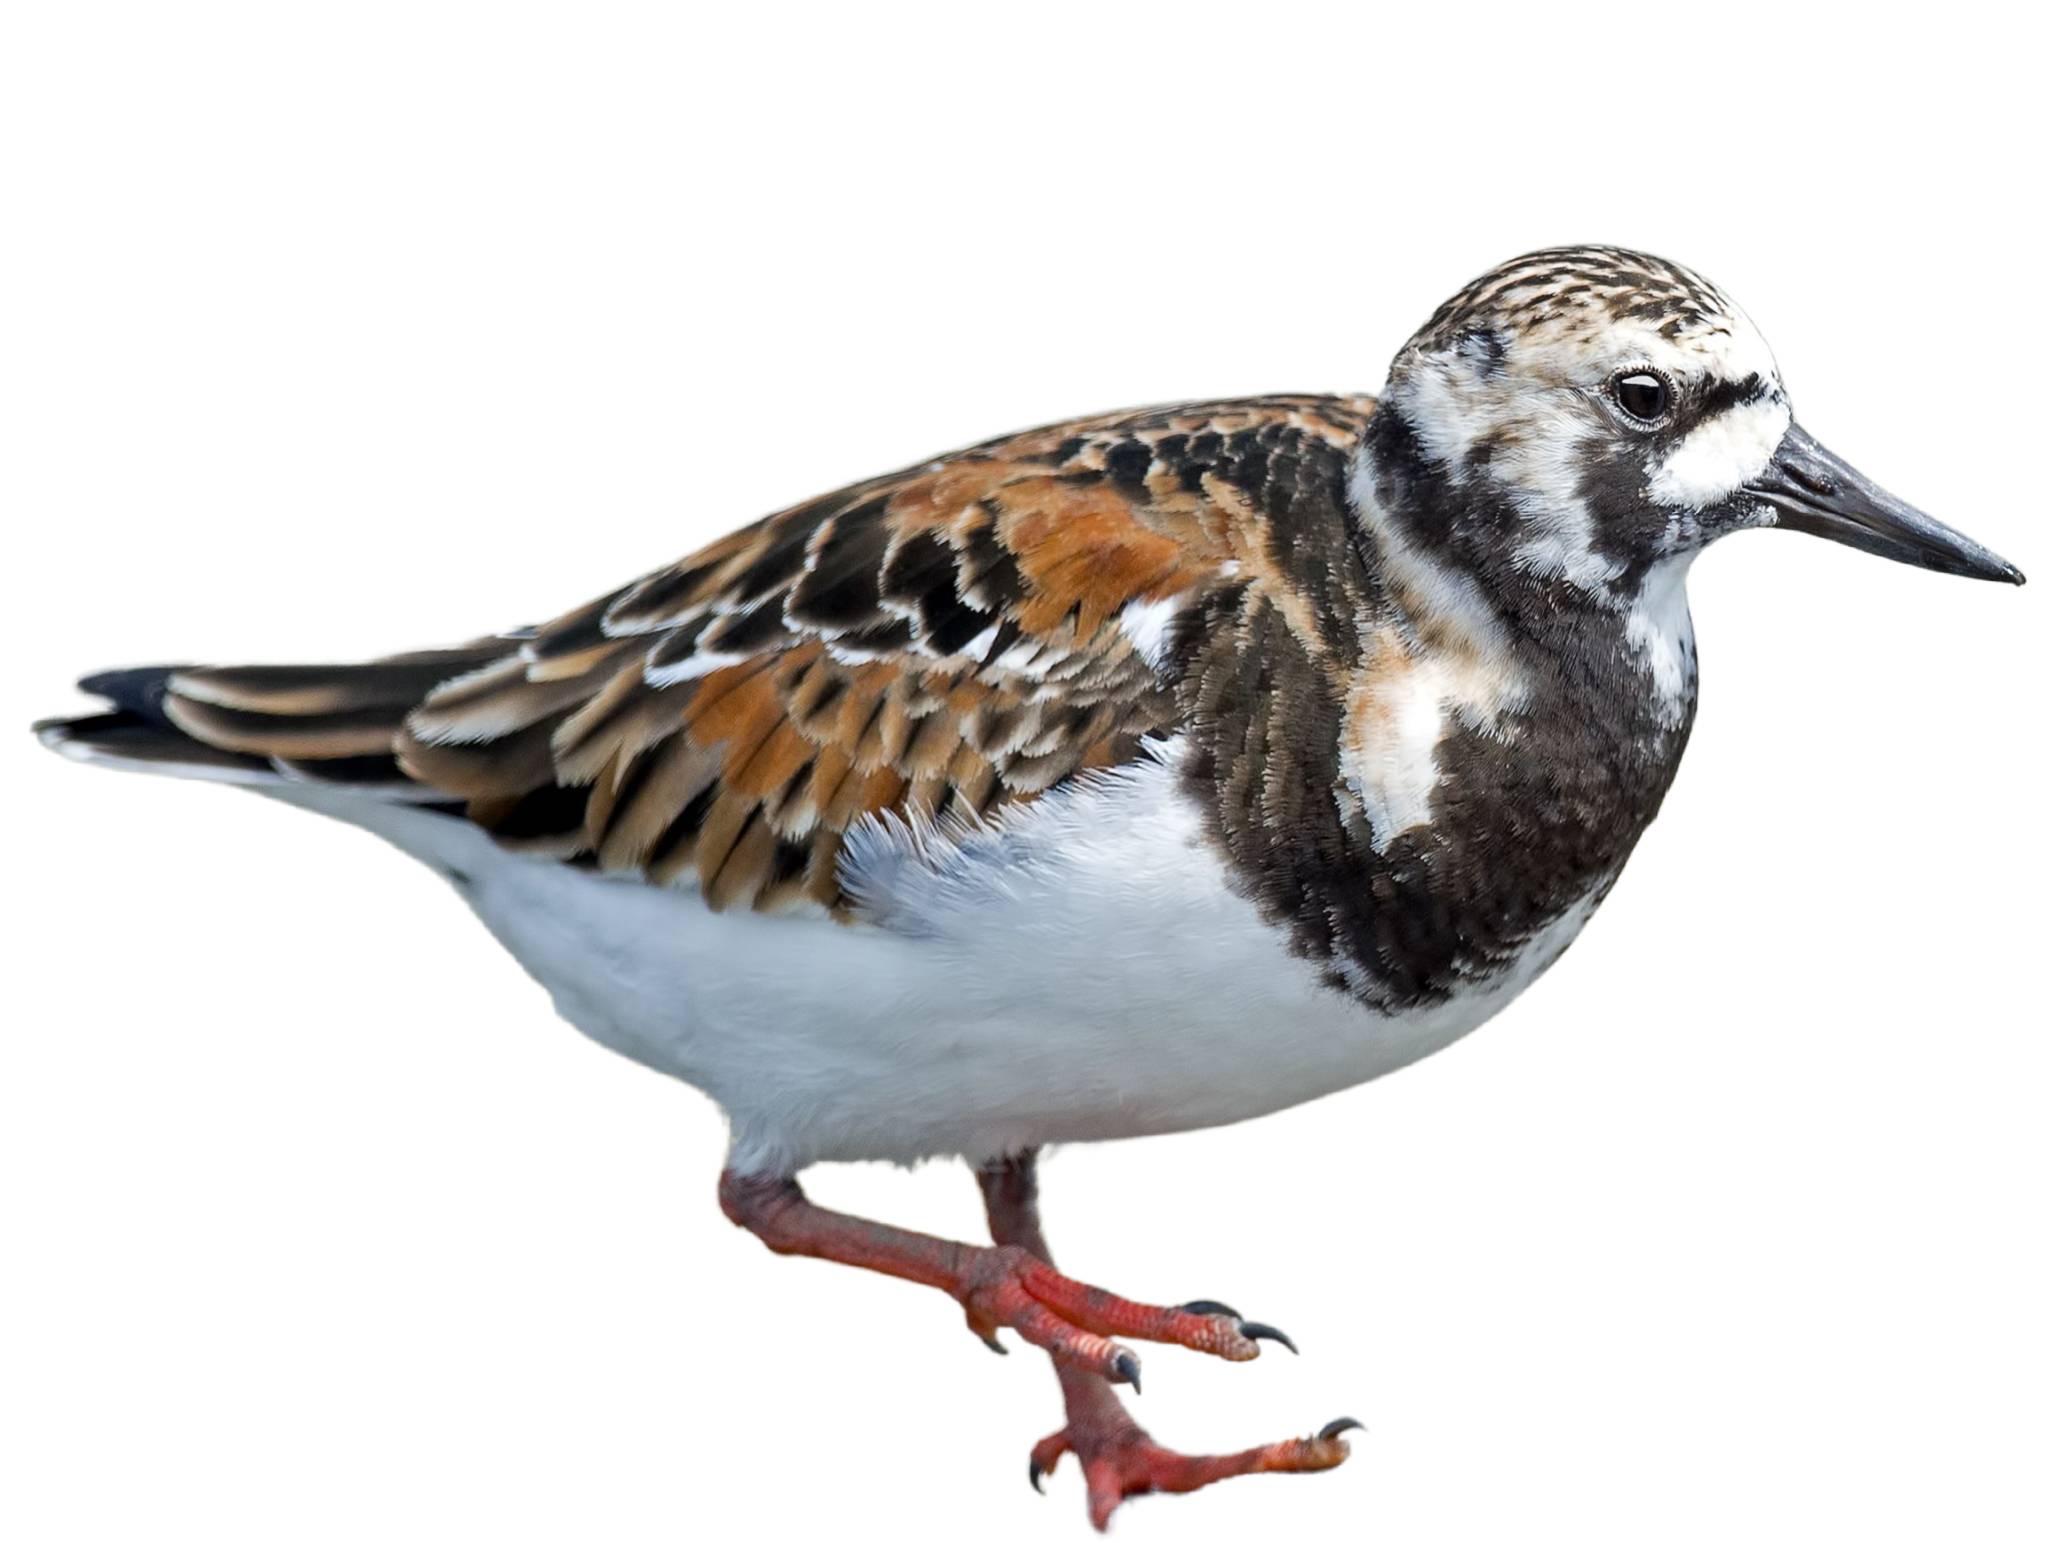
top-left (36, 247), bottom-right (2024, 1528)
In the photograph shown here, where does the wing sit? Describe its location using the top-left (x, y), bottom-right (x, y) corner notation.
top-left (82, 393), bottom-right (1376, 915)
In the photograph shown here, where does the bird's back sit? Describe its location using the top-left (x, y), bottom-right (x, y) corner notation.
top-left (39, 393), bottom-right (1379, 917)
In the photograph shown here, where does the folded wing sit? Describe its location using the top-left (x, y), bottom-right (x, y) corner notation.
top-left (44, 394), bottom-right (1375, 915)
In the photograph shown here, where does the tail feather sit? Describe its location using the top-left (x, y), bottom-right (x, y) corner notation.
top-left (35, 707), bottom-right (278, 784)
top-left (35, 642), bottom-right (509, 797)
top-left (77, 665), bottom-right (187, 726)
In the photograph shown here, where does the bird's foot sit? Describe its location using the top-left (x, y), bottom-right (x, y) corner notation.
top-left (1029, 1402), bottom-right (1361, 1531)
top-left (955, 1246), bottom-right (1294, 1387)
top-left (719, 1172), bottom-right (1290, 1390)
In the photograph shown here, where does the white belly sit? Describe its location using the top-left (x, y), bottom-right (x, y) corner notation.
top-left (268, 745), bottom-right (1597, 1174)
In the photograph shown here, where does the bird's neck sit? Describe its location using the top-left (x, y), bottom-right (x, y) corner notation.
top-left (1350, 409), bottom-right (1700, 740)
top-left (1325, 412), bottom-right (1698, 980)
top-left (1170, 405), bottom-right (1701, 1015)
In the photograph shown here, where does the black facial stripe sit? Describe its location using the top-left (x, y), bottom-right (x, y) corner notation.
top-left (1694, 373), bottom-right (1774, 416)
top-left (1364, 409), bottom-right (1627, 643)
top-left (1576, 430), bottom-right (1668, 589)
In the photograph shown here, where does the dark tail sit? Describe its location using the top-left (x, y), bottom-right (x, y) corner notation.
top-left (35, 644), bottom-right (508, 794)
top-left (36, 665), bottom-right (279, 782)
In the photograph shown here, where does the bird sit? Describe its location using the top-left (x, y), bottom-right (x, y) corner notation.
top-left (35, 246), bottom-right (2024, 1529)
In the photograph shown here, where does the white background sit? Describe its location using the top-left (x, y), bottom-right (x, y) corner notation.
top-left (4, 6), bottom-right (2051, 1540)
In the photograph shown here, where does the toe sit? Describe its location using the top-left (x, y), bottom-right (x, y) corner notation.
top-left (1085, 1465), bottom-right (1133, 1532)
top-left (1237, 1320), bottom-right (1298, 1354)
top-left (997, 1295), bottom-right (1146, 1388)
top-left (1282, 1417), bottom-right (1362, 1472)
top-left (1028, 1429), bottom-right (1071, 1495)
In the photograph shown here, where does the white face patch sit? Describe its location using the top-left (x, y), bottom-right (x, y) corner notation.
top-left (1649, 395), bottom-right (1792, 509)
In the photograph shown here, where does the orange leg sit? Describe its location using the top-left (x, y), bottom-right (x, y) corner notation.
top-left (718, 1167), bottom-right (1289, 1388)
top-left (977, 1152), bottom-right (1358, 1531)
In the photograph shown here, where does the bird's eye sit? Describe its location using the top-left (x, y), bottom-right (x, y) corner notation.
top-left (1613, 372), bottom-right (1670, 423)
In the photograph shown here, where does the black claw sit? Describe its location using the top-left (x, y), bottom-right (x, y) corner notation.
top-left (1113, 1350), bottom-right (1143, 1393)
top-left (1178, 1298), bottom-right (1242, 1319)
top-left (1029, 1456), bottom-right (1046, 1493)
top-left (980, 1333), bottom-right (1009, 1356)
top-left (1239, 1320), bottom-right (1299, 1355)
top-left (1317, 1417), bottom-right (1365, 1442)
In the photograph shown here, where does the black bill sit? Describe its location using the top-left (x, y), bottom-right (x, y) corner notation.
top-left (1749, 424), bottom-right (2024, 584)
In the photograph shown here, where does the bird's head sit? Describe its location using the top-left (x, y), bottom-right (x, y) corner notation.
top-left (1363, 246), bottom-right (2023, 604)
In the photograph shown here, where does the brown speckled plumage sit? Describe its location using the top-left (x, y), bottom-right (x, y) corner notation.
top-left (142, 394), bottom-right (1381, 917)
